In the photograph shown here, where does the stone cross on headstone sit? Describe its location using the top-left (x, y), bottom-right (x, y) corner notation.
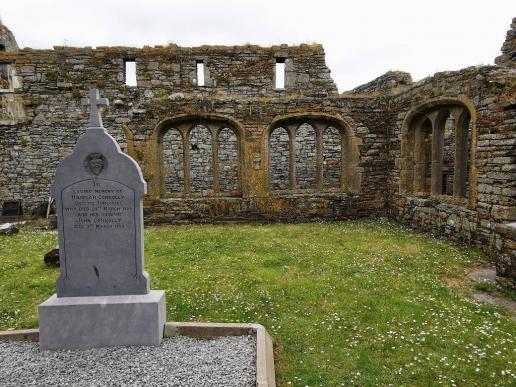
top-left (82, 88), bottom-right (109, 128)
top-left (39, 88), bottom-right (165, 350)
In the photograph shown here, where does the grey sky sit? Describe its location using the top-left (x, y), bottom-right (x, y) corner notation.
top-left (1, 0), bottom-right (514, 91)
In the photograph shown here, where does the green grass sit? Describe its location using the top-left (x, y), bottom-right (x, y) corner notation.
top-left (474, 282), bottom-right (516, 302)
top-left (1, 219), bottom-right (515, 386)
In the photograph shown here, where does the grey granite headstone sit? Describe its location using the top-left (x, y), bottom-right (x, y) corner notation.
top-left (38, 88), bottom-right (165, 349)
top-left (52, 89), bottom-right (148, 297)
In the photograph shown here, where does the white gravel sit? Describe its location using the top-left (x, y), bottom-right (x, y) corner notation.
top-left (0, 336), bottom-right (256, 386)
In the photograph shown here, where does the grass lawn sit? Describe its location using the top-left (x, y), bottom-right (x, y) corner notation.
top-left (0, 219), bottom-right (515, 386)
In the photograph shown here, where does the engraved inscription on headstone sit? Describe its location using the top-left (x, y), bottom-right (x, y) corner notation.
top-left (59, 178), bottom-right (140, 295)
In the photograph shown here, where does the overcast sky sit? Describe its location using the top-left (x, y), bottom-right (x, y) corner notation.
top-left (1, 1), bottom-right (514, 92)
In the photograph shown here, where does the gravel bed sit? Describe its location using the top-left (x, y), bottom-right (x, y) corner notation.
top-left (0, 335), bottom-right (256, 386)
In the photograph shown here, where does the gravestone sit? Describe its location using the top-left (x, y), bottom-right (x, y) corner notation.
top-left (38, 88), bottom-right (165, 350)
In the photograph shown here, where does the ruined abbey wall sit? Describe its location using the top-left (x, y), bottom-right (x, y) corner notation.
top-left (388, 66), bottom-right (516, 287)
top-left (0, 43), bottom-right (389, 220)
top-left (0, 19), bottom-right (514, 286)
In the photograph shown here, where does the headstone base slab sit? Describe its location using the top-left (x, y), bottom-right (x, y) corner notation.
top-left (38, 290), bottom-right (165, 350)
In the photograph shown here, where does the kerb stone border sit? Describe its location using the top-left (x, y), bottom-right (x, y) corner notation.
top-left (0, 322), bottom-right (276, 387)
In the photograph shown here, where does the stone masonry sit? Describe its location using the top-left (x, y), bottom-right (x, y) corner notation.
top-left (0, 19), bottom-right (514, 287)
top-left (495, 17), bottom-right (516, 67)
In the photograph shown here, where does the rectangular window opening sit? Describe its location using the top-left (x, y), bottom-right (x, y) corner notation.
top-left (124, 59), bottom-right (137, 87)
top-left (196, 60), bottom-right (205, 86)
top-left (0, 63), bottom-right (13, 90)
top-left (275, 58), bottom-right (285, 89)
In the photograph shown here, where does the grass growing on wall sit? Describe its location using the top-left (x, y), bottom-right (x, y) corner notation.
top-left (0, 220), bottom-right (515, 385)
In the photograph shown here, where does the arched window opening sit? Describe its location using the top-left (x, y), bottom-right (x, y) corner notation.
top-left (162, 128), bottom-right (184, 194)
top-left (269, 127), bottom-right (290, 190)
top-left (267, 115), bottom-right (361, 194)
top-left (189, 125), bottom-right (213, 193)
top-left (404, 103), bottom-right (473, 201)
top-left (157, 116), bottom-right (243, 198)
top-left (218, 127), bottom-right (239, 193)
top-left (322, 126), bottom-right (341, 188)
top-left (295, 123), bottom-right (317, 189)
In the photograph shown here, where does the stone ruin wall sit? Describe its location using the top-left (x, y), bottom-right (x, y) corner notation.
top-left (0, 44), bottom-right (388, 221)
top-left (387, 65), bottom-right (516, 288)
top-left (0, 20), bottom-right (514, 286)
top-left (495, 17), bottom-right (516, 67)
top-left (350, 70), bottom-right (413, 96)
